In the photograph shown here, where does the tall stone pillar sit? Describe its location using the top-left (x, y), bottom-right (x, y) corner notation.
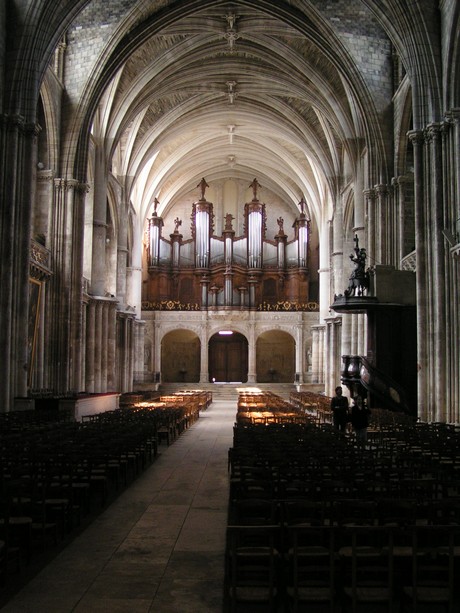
top-left (90, 140), bottom-right (108, 297)
top-left (49, 178), bottom-right (87, 394)
top-left (392, 176), bottom-right (411, 263)
top-left (409, 130), bottom-right (428, 420)
top-left (107, 301), bottom-right (117, 391)
top-left (94, 300), bottom-right (103, 391)
top-left (247, 313), bottom-right (256, 383)
top-left (341, 313), bottom-right (352, 357)
top-left (318, 221), bottom-right (331, 324)
top-left (116, 198), bottom-right (130, 307)
top-left (86, 300), bottom-right (96, 393)
top-left (375, 184), bottom-right (390, 265)
top-left (332, 195), bottom-right (344, 296)
top-left (101, 301), bottom-right (109, 392)
top-left (426, 123), bottom-right (447, 420)
top-left (364, 189), bottom-right (377, 266)
top-left (133, 320), bottom-right (145, 385)
top-left (0, 116), bottom-right (39, 408)
top-left (311, 326), bottom-right (322, 384)
top-left (200, 315), bottom-right (209, 383)
top-left (295, 323), bottom-right (304, 384)
top-left (154, 319), bottom-right (161, 387)
top-left (444, 110), bottom-right (460, 422)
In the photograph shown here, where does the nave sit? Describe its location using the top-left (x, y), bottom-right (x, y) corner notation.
top-left (1, 400), bottom-right (234, 612)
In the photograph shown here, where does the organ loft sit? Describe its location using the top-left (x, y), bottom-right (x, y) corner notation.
top-left (143, 178), bottom-right (315, 312)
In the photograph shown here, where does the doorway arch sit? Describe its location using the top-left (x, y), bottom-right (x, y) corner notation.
top-left (209, 331), bottom-right (248, 383)
top-left (256, 330), bottom-right (295, 382)
top-left (161, 329), bottom-right (200, 382)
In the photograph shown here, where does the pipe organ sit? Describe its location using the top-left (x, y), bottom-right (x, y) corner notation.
top-left (143, 179), bottom-right (313, 310)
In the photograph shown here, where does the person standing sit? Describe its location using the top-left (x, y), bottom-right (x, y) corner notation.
top-left (350, 395), bottom-right (371, 446)
top-left (330, 386), bottom-right (349, 432)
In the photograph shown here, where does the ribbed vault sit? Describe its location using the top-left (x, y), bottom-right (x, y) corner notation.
top-left (57, 0), bottom-right (394, 230)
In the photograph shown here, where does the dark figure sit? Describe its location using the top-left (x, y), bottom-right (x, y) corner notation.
top-left (350, 396), bottom-right (371, 446)
top-left (330, 386), bottom-right (349, 432)
top-left (345, 234), bottom-right (370, 297)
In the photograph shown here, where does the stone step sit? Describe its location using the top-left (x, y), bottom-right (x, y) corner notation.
top-left (156, 382), bottom-right (299, 401)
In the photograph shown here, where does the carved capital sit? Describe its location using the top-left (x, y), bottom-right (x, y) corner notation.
top-left (54, 178), bottom-right (89, 193)
top-left (374, 183), bottom-right (389, 196)
top-left (407, 129), bottom-right (424, 146)
top-left (424, 122), bottom-right (443, 143)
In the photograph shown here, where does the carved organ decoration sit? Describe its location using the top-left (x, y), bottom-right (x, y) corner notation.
top-left (143, 179), bottom-right (313, 311)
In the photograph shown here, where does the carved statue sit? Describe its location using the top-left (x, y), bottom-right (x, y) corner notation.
top-left (345, 234), bottom-right (370, 297)
top-left (277, 216), bottom-right (284, 233)
top-left (249, 178), bottom-right (261, 201)
top-left (224, 213), bottom-right (234, 231)
top-left (153, 197), bottom-right (159, 214)
top-left (174, 217), bottom-right (182, 232)
top-left (197, 177), bottom-right (209, 201)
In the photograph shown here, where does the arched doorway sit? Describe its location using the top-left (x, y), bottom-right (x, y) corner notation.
top-left (161, 329), bottom-right (200, 382)
top-left (256, 330), bottom-right (295, 382)
top-left (209, 331), bottom-right (248, 383)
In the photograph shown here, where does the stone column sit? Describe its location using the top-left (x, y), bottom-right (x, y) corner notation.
top-left (128, 316), bottom-right (135, 392)
top-left (0, 117), bottom-right (39, 408)
top-left (426, 123), bottom-right (447, 421)
top-left (341, 313), bottom-right (352, 357)
top-left (116, 198), bottom-right (129, 307)
top-left (200, 315), bottom-right (209, 383)
top-left (375, 184), bottom-right (389, 265)
top-left (101, 301), bottom-right (108, 392)
top-left (94, 300), bottom-right (103, 391)
top-left (133, 320), bottom-right (145, 385)
top-left (154, 319), bottom-right (161, 387)
top-left (332, 196), bottom-right (344, 296)
top-left (311, 326), bottom-right (322, 384)
top-left (90, 140), bottom-right (108, 297)
top-left (86, 300), bottom-right (96, 392)
top-left (247, 313), bottom-right (256, 382)
top-left (444, 110), bottom-right (460, 422)
top-left (318, 221), bottom-right (331, 323)
top-left (392, 176), bottom-right (411, 263)
top-left (107, 301), bottom-right (117, 391)
top-left (409, 130), bottom-right (428, 420)
top-left (364, 189), bottom-right (377, 266)
top-left (295, 323), bottom-right (304, 384)
top-left (80, 299), bottom-right (87, 392)
top-left (49, 178), bottom-right (86, 394)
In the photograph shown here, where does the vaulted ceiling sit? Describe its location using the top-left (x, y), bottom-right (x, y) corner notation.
top-left (69, 1), bottom-right (393, 228)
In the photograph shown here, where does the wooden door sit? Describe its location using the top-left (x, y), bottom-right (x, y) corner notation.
top-left (209, 333), bottom-right (248, 382)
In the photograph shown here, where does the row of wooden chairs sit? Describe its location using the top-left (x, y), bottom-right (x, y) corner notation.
top-left (226, 523), bottom-right (460, 613)
top-left (226, 393), bottom-right (460, 611)
top-left (0, 391), bottom-right (207, 587)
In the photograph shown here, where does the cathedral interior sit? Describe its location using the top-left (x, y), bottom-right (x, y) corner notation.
top-left (1, 0), bottom-right (459, 422)
top-left (1, 0), bottom-right (460, 610)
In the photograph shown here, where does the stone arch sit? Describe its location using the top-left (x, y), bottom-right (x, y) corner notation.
top-left (256, 329), bottom-right (295, 383)
top-left (161, 328), bottom-right (200, 383)
top-left (208, 330), bottom-right (248, 383)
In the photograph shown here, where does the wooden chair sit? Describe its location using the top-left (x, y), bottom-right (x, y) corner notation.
top-left (285, 524), bottom-right (337, 613)
top-left (338, 525), bottom-right (395, 612)
top-left (226, 524), bottom-right (281, 612)
top-left (401, 524), bottom-right (459, 613)
top-left (230, 498), bottom-right (278, 526)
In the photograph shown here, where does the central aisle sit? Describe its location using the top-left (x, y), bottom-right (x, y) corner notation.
top-left (2, 400), bottom-right (235, 613)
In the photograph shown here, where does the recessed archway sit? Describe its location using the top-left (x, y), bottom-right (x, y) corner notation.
top-left (208, 331), bottom-right (248, 383)
top-left (256, 330), bottom-right (295, 383)
top-left (161, 329), bottom-right (200, 382)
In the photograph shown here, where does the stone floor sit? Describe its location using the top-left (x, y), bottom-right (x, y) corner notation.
top-left (1, 400), bottom-right (235, 613)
